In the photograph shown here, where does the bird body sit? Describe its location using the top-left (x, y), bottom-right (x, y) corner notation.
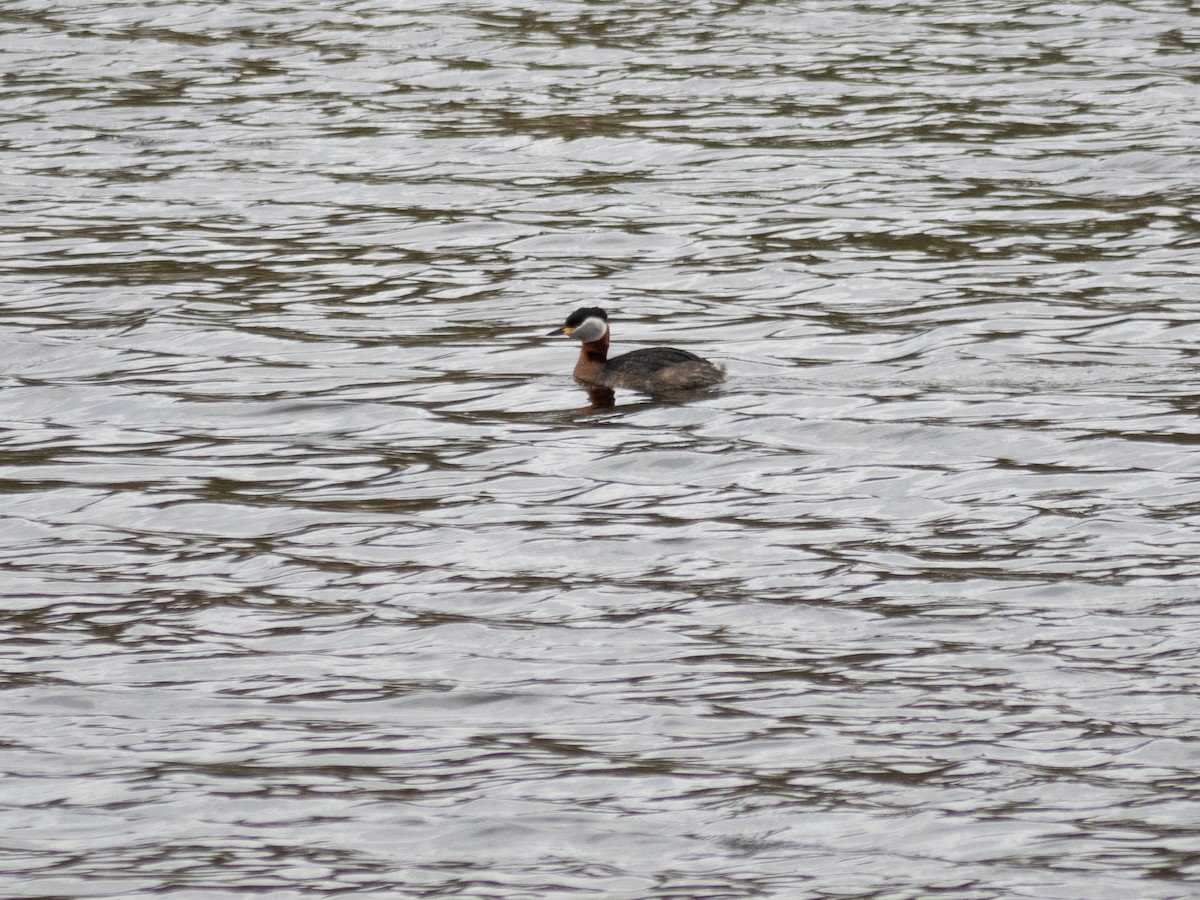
top-left (548, 307), bottom-right (724, 395)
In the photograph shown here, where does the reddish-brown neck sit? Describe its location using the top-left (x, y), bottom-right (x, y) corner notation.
top-left (572, 326), bottom-right (610, 383)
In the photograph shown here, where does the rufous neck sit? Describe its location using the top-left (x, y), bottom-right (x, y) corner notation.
top-left (581, 326), bottom-right (610, 361)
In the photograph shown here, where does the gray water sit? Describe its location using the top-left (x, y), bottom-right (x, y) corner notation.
top-left (3, 1), bottom-right (1200, 897)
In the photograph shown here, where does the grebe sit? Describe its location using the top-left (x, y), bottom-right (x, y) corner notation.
top-left (548, 307), bottom-right (725, 395)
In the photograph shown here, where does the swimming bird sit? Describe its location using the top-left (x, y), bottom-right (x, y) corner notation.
top-left (548, 307), bottom-right (724, 395)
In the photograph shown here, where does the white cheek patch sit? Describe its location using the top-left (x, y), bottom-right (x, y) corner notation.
top-left (572, 317), bottom-right (607, 343)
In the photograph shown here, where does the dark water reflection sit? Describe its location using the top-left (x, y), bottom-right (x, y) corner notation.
top-left (3, 0), bottom-right (1200, 897)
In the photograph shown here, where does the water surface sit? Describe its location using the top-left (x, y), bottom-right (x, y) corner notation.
top-left (2, 1), bottom-right (1200, 897)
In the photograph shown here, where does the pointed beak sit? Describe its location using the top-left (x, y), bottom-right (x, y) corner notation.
top-left (547, 326), bottom-right (571, 336)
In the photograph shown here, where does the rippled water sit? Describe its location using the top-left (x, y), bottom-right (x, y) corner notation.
top-left (3, 1), bottom-right (1200, 897)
